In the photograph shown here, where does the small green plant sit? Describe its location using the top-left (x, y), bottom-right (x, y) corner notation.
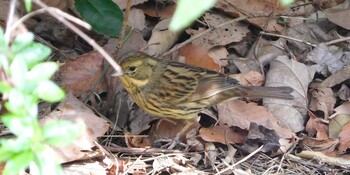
top-left (0, 28), bottom-right (82, 175)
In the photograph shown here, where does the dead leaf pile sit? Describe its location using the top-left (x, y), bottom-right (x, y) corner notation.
top-left (2, 0), bottom-right (350, 174)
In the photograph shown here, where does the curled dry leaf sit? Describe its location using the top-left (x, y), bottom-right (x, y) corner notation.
top-left (305, 112), bottom-right (329, 139)
top-left (144, 19), bottom-right (182, 56)
top-left (264, 56), bottom-right (315, 132)
top-left (58, 51), bottom-right (106, 97)
top-left (309, 87), bottom-right (336, 118)
top-left (186, 13), bottom-right (249, 51)
top-left (319, 66), bottom-right (350, 88)
top-left (338, 84), bottom-right (350, 100)
top-left (217, 100), bottom-right (294, 139)
top-left (40, 93), bottom-right (110, 163)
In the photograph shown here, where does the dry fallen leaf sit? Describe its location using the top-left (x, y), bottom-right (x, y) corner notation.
top-left (58, 51), bottom-right (106, 97)
top-left (128, 7), bottom-right (146, 31)
top-left (309, 87), bottom-right (336, 118)
top-left (40, 93), bottom-right (110, 163)
top-left (302, 136), bottom-right (339, 153)
top-left (138, 3), bottom-right (176, 19)
top-left (199, 125), bottom-right (247, 144)
top-left (338, 121), bottom-right (350, 153)
top-left (186, 13), bottom-right (249, 50)
top-left (264, 56), bottom-right (315, 132)
top-left (178, 44), bottom-right (221, 71)
top-left (217, 100), bottom-right (294, 139)
top-left (325, 7), bottom-right (350, 30)
top-left (229, 71), bottom-right (264, 86)
top-left (144, 19), bottom-right (182, 56)
top-left (305, 112), bottom-right (329, 139)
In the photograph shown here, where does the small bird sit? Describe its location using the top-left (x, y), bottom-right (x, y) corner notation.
top-left (118, 52), bottom-right (293, 122)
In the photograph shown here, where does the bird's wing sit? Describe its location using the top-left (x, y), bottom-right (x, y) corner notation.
top-left (189, 72), bottom-right (241, 102)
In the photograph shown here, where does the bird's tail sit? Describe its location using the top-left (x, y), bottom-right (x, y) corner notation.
top-left (240, 86), bottom-right (294, 99)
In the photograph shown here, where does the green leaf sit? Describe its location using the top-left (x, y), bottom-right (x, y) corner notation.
top-left (24, 0), bottom-right (32, 12)
top-left (13, 43), bottom-right (51, 68)
top-left (35, 80), bottom-right (65, 103)
top-left (0, 53), bottom-right (9, 71)
top-left (10, 57), bottom-right (28, 89)
top-left (43, 121), bottom-right (83, 146)
top-left (0, 82), bottom-right (11, 93)
top-left (6, 89), bottom-right (26, 115)
top-left (33, 148), bottom-right (63, 175)
top-left (2, 150), bottom-right (33, 175)
top-left (1, 114), bottom-right (36, 138)
top-left (11, 32), bottom-right (34, 54)
top-left (27, 62), bottom-right (58, 82)
top-left (0, 137), bottom-right (31, 156)
top-left (75, 0), bottom-right (123, 36)
top-left (169, 0), bottom-right (216, 31)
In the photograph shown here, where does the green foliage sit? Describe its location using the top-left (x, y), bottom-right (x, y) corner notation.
top-left (169, 0), bottom-right (217, 31)
top-left (0, 27), bottom-right (81, 175)
top-left (75, 0), bottom-right (123, 36)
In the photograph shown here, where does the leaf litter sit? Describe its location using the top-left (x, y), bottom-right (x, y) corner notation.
top-left (2, 0), bottom-right (350, 174)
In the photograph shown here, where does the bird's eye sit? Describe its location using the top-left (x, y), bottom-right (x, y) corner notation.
top-left (129, 66), bottom-right (137, 72)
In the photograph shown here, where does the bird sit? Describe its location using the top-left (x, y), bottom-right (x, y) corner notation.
top-left (117, 52), bottom-right (293, 122)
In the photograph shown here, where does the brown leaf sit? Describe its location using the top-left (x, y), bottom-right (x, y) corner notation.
top-left (179, 44), bottom-right (221, 71)
top-left (215, 0), bottom-right (289, 32)
top-left (58, 51), bottom-right (106, 97)
top-left (186, 13), bottom-right (249, 50)
top-left (138, 3), bottom-right (176, 19)
top-left (144, 19), bottom-right (181, 56)
top-left (128, 8), bottom-right (146, 31)
top-left (40, 93), bottom-right (110, 163)
top-left (199, 125), bottom-right (247, 144)
top-left (217, 100), bottom-right (294, 139)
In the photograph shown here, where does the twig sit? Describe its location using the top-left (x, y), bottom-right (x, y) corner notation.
top-left (31, 0), bottom-right (123, 76)
top-left (4, 0), bottom-right (17, 43)
top-left (216, 145), bottom-right (263, 175)
top-left (324, 36), bottom-right (350, 46)
top-left (162, 16), bottom-right (247, 57)
top-left (260, 31), bottom-right (317, 47)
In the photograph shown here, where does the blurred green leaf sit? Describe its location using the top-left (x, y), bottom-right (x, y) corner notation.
top-left (27, 62), bottom-right (58, 82)
top-left (2, 150), bottom-right (33, 175)
top-left (6, 89), bottom-right (26, 115)
top-left (24, 0), bottom-right (32, 12)
top-left (0, 28), bottom-right (5, 48)
top-left (75, 0), bottom-right (123, 36)
top-left (43, 121), bottom-right (83, 146)
top-left (0, 82), bottom-right (11, 93)
top-left (11, 32), bottom-right (34, 54)
top-left (33, 148), bottom-right (63, 175)
top-left (14, 43), bottom-right (51, 68)
top-left (1, 114), bottom-right (36, 138)
top-left (10, 58), bottom-right (28, 89)
top-left (36, 80), bottom-right (65, 102)
top-left (169, 0), bottom-right (216, 31)
top-left (0, 54), bottom-right (9, 70)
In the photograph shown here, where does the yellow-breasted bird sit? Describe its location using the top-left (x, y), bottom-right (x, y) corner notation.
top-left (118, 52), bottom-right (293, 122)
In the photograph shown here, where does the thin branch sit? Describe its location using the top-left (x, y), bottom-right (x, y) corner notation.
top-left (260, 31), bottom-right (317, 47)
